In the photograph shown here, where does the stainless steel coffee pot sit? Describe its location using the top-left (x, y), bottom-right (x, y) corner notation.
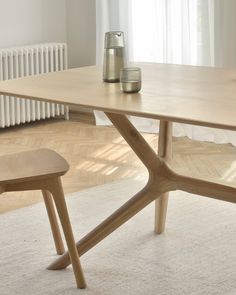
top-left (103, 31), bottom-right (126, 82)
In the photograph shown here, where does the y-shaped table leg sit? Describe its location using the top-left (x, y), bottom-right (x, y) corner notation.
top-left (48, 112), bottom-right (236, 270)
top-left (48, 112), bottom-right (175, 270)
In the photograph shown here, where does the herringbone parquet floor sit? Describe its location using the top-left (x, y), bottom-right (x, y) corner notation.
top-left (1, 111), bottom-right (236, 213)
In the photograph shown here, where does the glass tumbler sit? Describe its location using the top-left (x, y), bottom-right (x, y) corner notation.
top-left (120, 67), bottom-right (142, 93)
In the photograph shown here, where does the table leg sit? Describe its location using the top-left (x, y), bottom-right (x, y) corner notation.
top-left (48, 113), bottom-right (175, 270)
top-left (48, 183), bottom-right (163, 270)
top-left (48, 113), bottom-right (236, 270)
top-left (154, 121), bottom-right (172, 234)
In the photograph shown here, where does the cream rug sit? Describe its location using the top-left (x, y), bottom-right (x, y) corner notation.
top-left (1, 178), bottom-right (236, 295)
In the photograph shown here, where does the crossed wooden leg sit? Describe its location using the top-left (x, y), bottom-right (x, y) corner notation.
top-left (48, 113), bottom-right (236, 271)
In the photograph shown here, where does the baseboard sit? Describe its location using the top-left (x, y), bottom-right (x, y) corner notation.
top-left (69, 105), bottom-right (93, 114)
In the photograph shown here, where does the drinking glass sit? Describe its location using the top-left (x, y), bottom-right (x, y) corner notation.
top-left (120, 67), bottom-right (142, 93)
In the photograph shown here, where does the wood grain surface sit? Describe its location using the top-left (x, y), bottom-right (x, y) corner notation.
top-left (0, 63), bottom-right (236, 130)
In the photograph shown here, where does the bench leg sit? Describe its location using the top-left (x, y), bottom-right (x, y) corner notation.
top-left (49, 177), bottom-right (86, 289)
top-left (42, 190), bottom-right (65, 255)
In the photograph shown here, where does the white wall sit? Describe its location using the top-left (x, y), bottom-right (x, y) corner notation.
top-left (0, 0), bottom-right (67, 49)
top-left (66, 0), bottom-right (96, 68)
top-left (0, 0), bottom-right (96, 68)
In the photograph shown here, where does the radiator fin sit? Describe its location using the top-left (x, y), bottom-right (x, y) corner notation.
top-left (0, 43), bottom-right (69, 128)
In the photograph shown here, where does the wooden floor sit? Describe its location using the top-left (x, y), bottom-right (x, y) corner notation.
top-left (1, 111), bottom-right (236, 213)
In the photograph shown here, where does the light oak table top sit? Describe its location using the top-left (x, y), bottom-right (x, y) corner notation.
top-left (0, 63), bottom-right (236, 131)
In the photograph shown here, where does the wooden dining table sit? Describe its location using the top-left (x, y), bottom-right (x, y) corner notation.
top-left (0, 62), bottom-right (236, 273)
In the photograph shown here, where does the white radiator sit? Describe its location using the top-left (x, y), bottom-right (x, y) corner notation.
top-left (0, 43), bottom-right (69, 128)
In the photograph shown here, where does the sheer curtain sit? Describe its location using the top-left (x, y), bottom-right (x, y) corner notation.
top-left (95, 0), bottom-right (236, 146)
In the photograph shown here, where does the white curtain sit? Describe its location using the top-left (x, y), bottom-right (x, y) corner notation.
top-left (95, 0), bottom-right (236, 146)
